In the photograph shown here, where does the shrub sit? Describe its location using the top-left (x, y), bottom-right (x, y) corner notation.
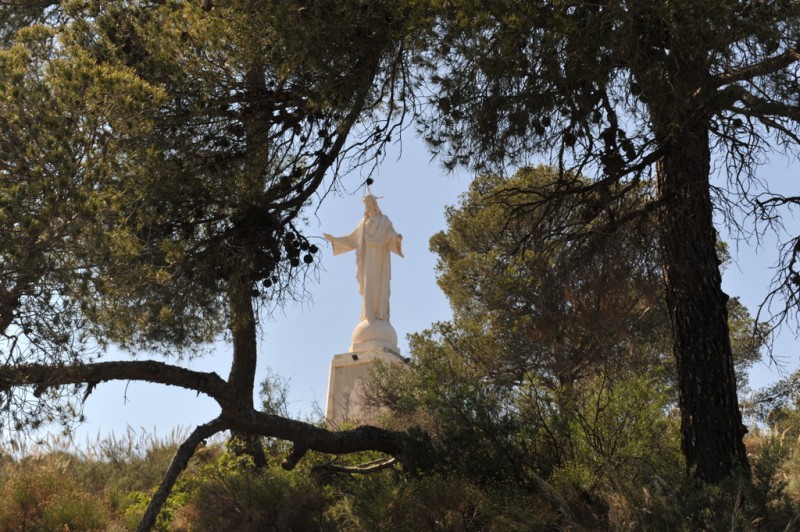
top-left (326, 473), bottom-right (551, 531)
top-left (0, 454), bottom-right (110, 531)
top-left (171, 453), bottom-right (330, 531)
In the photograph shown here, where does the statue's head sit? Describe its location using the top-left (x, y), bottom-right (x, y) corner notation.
top-left (362, 193), bottom-right (382, 217)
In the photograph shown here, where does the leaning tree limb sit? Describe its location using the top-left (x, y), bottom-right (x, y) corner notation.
top-left (0, 361), bottom-right (231, 406)
top-left (0, 361), bottom-right (407, 463)
top-left (136, 418), bottom-right (225, 532)
top-left (137, 417), bottom-right (228, 531)
top-left (226, 410), bottom-right (404, 468)
top-left (0, 360), bottom-right (408, 456)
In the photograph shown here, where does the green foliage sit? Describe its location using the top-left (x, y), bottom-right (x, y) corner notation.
top-left (0, 427), bottom-right (797, 530)
top-left (728, 296), bottom-right (770, 389)
top-left (259, 366), bottom-right (291, 418)
top-left (0, 13), bottom-right (165, 435)
top-left (369, 163), bottom-right (777, 527)
top-left (120, 487), bottom-right (192, 531)
top-left (751, 370), bottom-right (800, 433)
top-left (0, 459), bottom-right (110, 531)
top-left (171, 452), bottom-right (329, 531)
top-left (375, 337), bottom-right (682, 493)
top-left (0, 0), bottom-right (424, 355)
top-left (545, 372), bottom-right (680, 492)
top-left (428, 166), bottom-right (669, 387)
top-left (422, 166), bottom-right (763, 391)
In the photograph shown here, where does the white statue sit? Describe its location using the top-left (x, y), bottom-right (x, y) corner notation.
top-left (324, 192), bottom-right (403, 352)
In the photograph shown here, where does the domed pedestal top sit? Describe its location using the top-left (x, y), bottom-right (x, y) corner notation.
top-left (350, 318), bottom-right (398, 353)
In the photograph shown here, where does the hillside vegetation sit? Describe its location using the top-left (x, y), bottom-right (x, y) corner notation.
top-left (0, 416), bottom-right (798, 530)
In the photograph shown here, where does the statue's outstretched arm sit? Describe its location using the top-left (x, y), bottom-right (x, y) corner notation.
top-left (324, 229), bottom-right (359, 256)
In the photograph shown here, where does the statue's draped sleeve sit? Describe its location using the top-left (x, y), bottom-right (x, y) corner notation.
top-left (388, 220), bottom-right (403, 258)
top-left (329, 222), bottom-right (362, 256)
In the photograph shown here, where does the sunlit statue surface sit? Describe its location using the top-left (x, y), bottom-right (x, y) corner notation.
top-left (324, 192), bottom-right (403, 352)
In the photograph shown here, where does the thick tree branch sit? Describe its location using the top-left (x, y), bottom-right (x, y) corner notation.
top-left (225, 411), bottom-right (405, 469)
top-left (0, 361), bottom-right (412, 467)
top-left (713, 84), bottom-right (800, 120)
top-left (138, 417), bottom-right (227, 532)
top-left (713, 47), bottom-right (800, 87)
top-left (0, 359), bottom-right (419, 477)
top-left (0, 361), bottom-right (232, 406)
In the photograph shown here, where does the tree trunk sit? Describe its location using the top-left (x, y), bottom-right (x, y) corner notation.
top-left (656, 124), bottom-right (749, 482)
top-left (222, 61), bottom-right (271, 468)
top-left (227, 272), bottom-right (267, 467)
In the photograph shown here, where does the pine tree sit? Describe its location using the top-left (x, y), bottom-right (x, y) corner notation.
top-left (421, 0), bottom-right (800, 482)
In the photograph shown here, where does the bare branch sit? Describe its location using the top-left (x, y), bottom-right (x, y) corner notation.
top-left (311, 457), bottom-right (398, 475)
top-left (756, 194), bottom-right (800, 209)
top-left (755, 114), bottom-right (800, 145)
top-left (713, 47), bottom-right (800, 88)
top-left (272, 51), bottom-right (386, 215)
top-left (138, 418), bottom-right (227, 531)
top-left (714, 84), bottom-right (800, 120)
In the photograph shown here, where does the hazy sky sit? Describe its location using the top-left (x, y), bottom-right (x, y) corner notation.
top-left (69, 133), bottom-right (797, 445)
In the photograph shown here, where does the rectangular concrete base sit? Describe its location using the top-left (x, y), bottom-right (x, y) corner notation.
top-left (325, 348), bottom-right (405, 427)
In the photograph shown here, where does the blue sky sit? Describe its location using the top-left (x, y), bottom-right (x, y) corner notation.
top-left (69, 133), bottom-right (798, 444)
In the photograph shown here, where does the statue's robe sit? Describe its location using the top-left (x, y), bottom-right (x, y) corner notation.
top-left (329, 214), bottom-right (403, 321)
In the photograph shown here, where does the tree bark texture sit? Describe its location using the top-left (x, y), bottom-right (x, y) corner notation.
top-left (0, 360), bottom-right (230, 406)
top-left (656, 124), bottom-right (749, 482)
top-left (227, 272), bottom-right (267, 467)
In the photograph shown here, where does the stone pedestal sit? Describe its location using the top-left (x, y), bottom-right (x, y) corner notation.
top-left (325, 347), bottom-right (405, 426)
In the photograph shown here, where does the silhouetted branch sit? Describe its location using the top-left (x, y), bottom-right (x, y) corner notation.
top-left (0, 361), bottom-right (232, 407)
top-left (138, 418), bottom-right (227, 532)
top-left (713, 47), bottom-right (800, 87)
top-left (224, 411), bottom-right (405, 469)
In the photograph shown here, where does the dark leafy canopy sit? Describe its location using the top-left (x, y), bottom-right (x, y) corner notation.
top-left (423, 0), bottom-right (800, 173)
top-left (0, 1), bottom-right (59, 45)
top-left (419, 0), bottom-right (800, 482)
top-left (422, 0), bottom-right (800, 317)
